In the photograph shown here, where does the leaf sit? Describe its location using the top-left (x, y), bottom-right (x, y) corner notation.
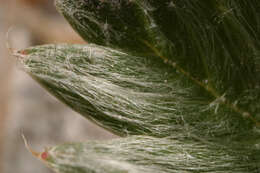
top-left (55, 0), bottom-right (260, 91)
top-left (17, 44), bottom-right (200, 137)
top-left (17, 44), bottom-right (258, 141)
top-left (55, 0), bottom-right (159, 54)
top-left (40, 136), bottom-right (260, 173)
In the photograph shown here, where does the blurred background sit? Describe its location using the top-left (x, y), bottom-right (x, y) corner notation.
top-left (0, 0), bottom-right (116, 173)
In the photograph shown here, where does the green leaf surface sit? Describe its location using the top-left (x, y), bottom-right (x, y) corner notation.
top-left (55, 0), bottom-right (260, 91)
top-left (17, 44), bottom-right (259, 140)
top-left (15, 0), bottom-right (260, 172)
top-left (41, 136), bottom-right (260, 173)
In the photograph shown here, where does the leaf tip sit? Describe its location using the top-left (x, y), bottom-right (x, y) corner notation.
top-left (12, 49), bottom-right (29, 62)
top-left (41, 151), bottom-right (49, 160)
